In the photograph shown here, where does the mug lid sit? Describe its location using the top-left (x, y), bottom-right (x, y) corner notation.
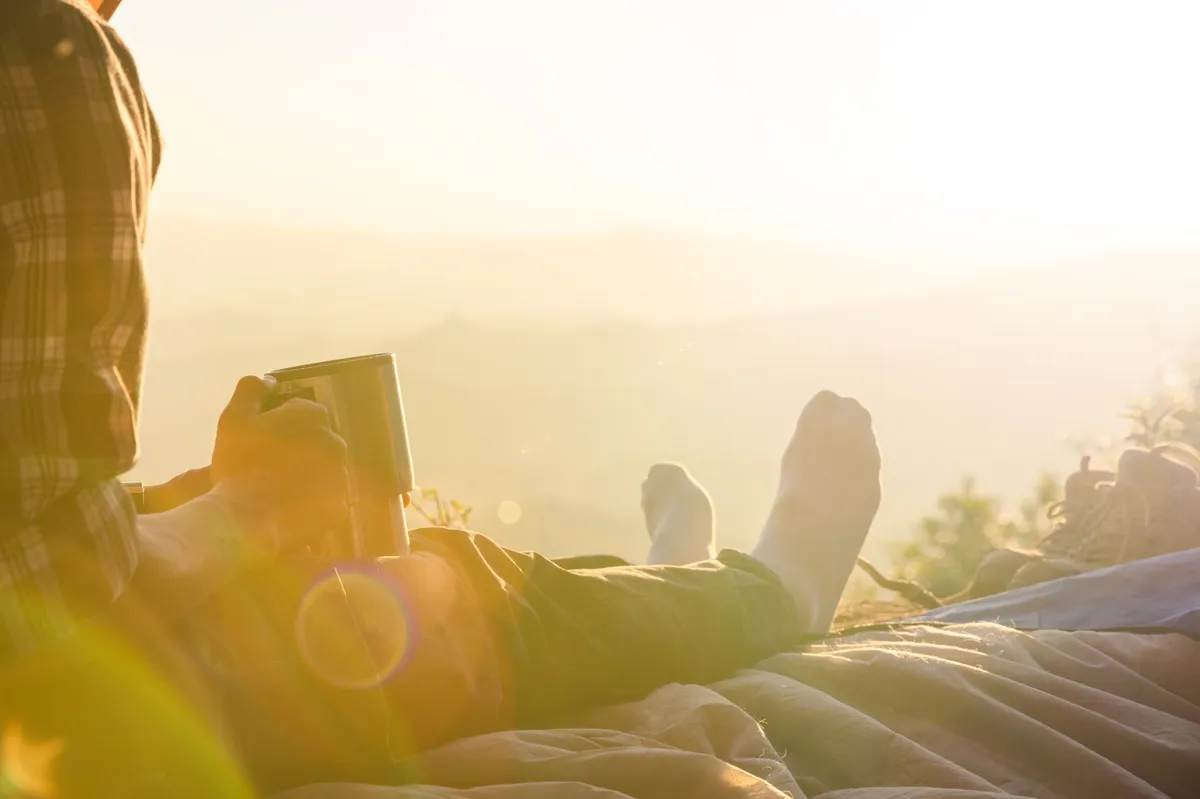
top-left (267, 352), bottom-right (396, 381)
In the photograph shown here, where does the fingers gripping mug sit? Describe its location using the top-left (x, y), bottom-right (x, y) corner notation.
top-left (263, 353), bottom-right (416, 558)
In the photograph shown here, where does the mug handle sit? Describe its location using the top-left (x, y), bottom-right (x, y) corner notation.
top-left (261, 386), bottom-right (316, 412)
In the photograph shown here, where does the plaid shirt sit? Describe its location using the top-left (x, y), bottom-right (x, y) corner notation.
top-left (0, 0), bottom-right (160, 656)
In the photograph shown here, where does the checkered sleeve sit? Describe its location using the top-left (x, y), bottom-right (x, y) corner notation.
top-left (0, 0), bottom-right (160, 656)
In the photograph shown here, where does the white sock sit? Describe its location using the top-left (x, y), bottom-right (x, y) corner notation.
top-left (750, 391), bottom-right (881, 633)
top-left (641, 463), bottom-right (716, 565)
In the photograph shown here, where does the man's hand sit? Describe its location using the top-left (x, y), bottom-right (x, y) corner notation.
top-left (212, 376), bottom-right (350, 558)
top-left (123, 379), bottom-right (348, 626)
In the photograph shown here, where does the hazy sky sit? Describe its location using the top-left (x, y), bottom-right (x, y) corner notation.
top-left (116, 0), bottom-right (1200, 263)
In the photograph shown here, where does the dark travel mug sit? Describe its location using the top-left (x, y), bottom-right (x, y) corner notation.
top-left (264, 353), bottom-right (415, 558)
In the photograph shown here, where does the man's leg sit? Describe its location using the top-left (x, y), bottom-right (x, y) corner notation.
top-left (750, 390), bottom-right (881, 632)
top-left (383, 392), bottom-right (878, 732)
top-left (548, 554), bottom-right (632, 569)
top-left (641, 463), bottom-right (716, 565)
top-left (215, 390), bottom-right (880, 792)
top-left (637, 391), bottom-right (881, 632)
top-left (546, 461), bottom-right (715, 570)
top-left (203, 532), bottom-right (799, 793)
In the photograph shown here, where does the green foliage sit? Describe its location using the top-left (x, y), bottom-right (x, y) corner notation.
top-left (1122, 359), bottom-right (1200, 460)
top-left (892, 474), bottom-right (1060, 599)
top-left (408, 487), bottom-right (473, 529)
top-left (891, 354), bottom-right (1200, 602)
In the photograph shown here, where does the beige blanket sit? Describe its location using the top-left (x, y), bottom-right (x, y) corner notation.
top-left (274, 624), bottom-right (1200, 798)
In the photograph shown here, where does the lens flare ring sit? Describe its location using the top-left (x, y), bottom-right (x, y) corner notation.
top-left (294, 564), bottom-right (416, 691)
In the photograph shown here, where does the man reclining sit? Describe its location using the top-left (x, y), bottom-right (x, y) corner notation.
top-left (7, 5), bottom-right (1196, 799)
top-left (0, 3), bottom-right (879, 794)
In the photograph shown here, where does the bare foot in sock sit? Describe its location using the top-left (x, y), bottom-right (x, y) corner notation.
top-left (751, 391), bottom-right (881, 633)
top-left (641, 463), bottom-right (716, 565)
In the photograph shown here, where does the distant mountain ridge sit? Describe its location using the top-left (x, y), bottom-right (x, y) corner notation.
top-left (136, 217), bottom-right (1200, 566)
top-left (144, 216), bottom-right (1007, 328)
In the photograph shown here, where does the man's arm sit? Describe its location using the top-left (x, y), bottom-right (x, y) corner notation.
top-left (127, 480), bottom-right (278, 624)
top-left (0, 0), bottom-right (161, 657)
top-left (143, 466), bottom-right (214, 513)
top-left (0, 4), bottom-right (350, 665)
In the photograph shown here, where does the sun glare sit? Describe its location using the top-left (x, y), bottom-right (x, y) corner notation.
top-left (115, 1), bottom-right (1200, 261)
